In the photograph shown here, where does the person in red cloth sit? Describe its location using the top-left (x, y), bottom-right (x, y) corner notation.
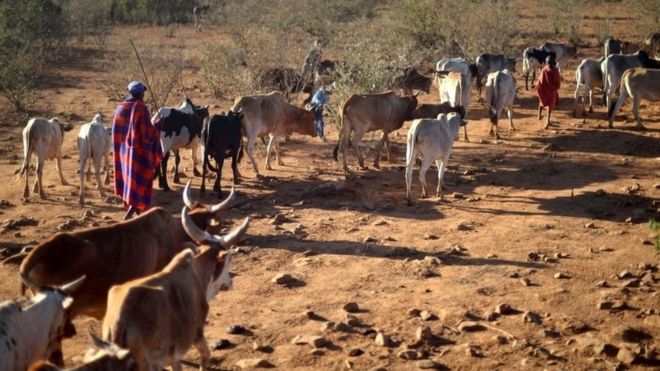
top-left (112, 81), bottom-right (162, 220)
top-left (536, 54), bottom-right (561, 129)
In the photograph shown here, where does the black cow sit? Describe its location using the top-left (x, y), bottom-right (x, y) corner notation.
top-left (154, 99), bottom-right (209, 192)
top-left (522, 47), bottom-right (556, 90)
top-left (389, 67), bottom-right (433, 95)
top-left (201, 110), bottom-right (244, 198)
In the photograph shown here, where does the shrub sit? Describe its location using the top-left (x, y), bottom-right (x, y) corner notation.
top-left (200, 40), bottom-right (253, 99)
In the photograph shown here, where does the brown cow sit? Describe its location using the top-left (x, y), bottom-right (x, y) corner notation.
top-left (19, 182), bottom-right (235, 320)
top-left (390, 67), bottom-right (433, 95)
top-left (231, 92), bottom-right (316, 175)
top-left (333, 91), bottom-right (417, 173)
top-left (102, 209), bottom-right (249, 371)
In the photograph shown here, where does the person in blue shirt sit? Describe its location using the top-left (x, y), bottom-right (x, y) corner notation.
top-left (310, 85), bottom-right (329, 141)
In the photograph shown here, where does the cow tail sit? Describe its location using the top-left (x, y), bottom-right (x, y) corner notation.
top-left (238, 138), bottom-right (244, 163)
top-left (405, 124), bottom-right (418, 170)
top-left (602, 62), bottom-right (609, 105)
top-left (17, 127), bottom-right (30, 180)
top-left (332, 108), bottom-right (345, 162)
top-left (487, 77), bottom-right (496, 124)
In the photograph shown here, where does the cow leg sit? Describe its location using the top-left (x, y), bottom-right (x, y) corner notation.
top-left (36, 157), bottom-right (46, 199)
top-left (231, 152), bottom-right (240, 186)
top-left (462, 125), bottom-right (470, 142)
top-left (191, 141), bottom-right (202, 177)
top-left (588, 88), bottom-right (594, 113)
top-left (264, 134), bottom-right (276, 170)
top-left (200, 152), bottom-right (208, 194)
top-left (79, 155), bottom-right (87, 204)
top-left (373, 132), bottom-right (387, 169)
top-left (194, 334), bottom-right (211, 371)
top-left (94, 157), bottom-right (105, 198)
top-left (405, 147), bottom-right (417, 205)
top-left (350, 130), bottom-right (366, 170)
top-left (435, 159), bottom-right (444, 198)
top-left (85, 160), bottom-right (92, 182)
top-left (418, 157), bottom-right (432, 199)
top-left (103, 153), bottom-right (111, 185)
top-left (23, 154), bottom-right (30, 198)
top-left (273, 139), bottom-right (283, 166)
top-left (159, 152), bottom-right (171, 191)
top-left (632, 96), bottom-right (645, 129)
top-left (56, 153), bottom-right (68, 185)
top-left (214, 157), bottom-right (223, 197)
top-left (572, 82), bottom-right (581, 117)
top-left (245, 136), bottom-right (260, 176)
top-left (507, 107), bottom-right (515, 131)
top-left (173, 149), bottom-right (181, 184)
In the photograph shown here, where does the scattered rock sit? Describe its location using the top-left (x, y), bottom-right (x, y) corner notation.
top-left (522, 311), bottom-right (542, 325)
top-left (598, 246), bottom-right (613, 252)
top-left (595, 280), bottom-right (608, 288)
top-left (643, 315), bottom-right (660, 328)
top-left (622, 279), bottom-right (640, 288)
top-left (211, 339), bottom-right (232, 350)
top-left (225, 325), bottom-right (247, 335)
top-left (372, 219), bottom-right (389, 226)
top-left (419, 311), bottom-right (437, 321)
top-left (454, 222), bottom-right (472, 231)
top-left (424, 233), bottom-right (439, 240)
top-left (235, 358), bottom-right (273, 369)
top-left (309, 349), bottom-right (325, 356)
top-left (584, 222), bottom-right (595, 229)
top-left (344, 360), bottom-right (354, 369)
top-left (270, 214), bottom-right (289, 225)
top-left (610, 300), bottom-right (628, 311)
top-left (398, 350), bottom-right (418, 360)
top-left (527, 251), bottom-right (540, 261)
top-left (252, 341), bottom-right (272, 353)
top-left (374, 333), bottom-right (391, 347)
top-left (495, 303), bottom-right (516, 315)
top-left (416, 360), bottom-right (442, 369)
top-left (346, 347), bottom-right (364, 357)
top-left (458, 321), bottom-right (485, 332)
top-left (520, 278), bottom-right (531, 286)
top-left (408, 308), bottom-right (422, 317)
top-left (452, 192), bottom-right (465, 199)
top-left (494, 334), bottom-right (508, 345)
top-left (363, 236), bottom-right (378, 244)
top-left (423, 256), bottom-right (442, 265)
top-left (273, 273), bottom-right (297, 286)
top-left (464, 344), bottom-right (483, 357)
top-left (343, 302), bottom-right (360, 313)
top-left (542, 329), bottom-right (561, 338)
top-left (291, 335), bottom-right (328, 348)
top-left (416, 326), bottom-right (433, 341)
top-left (554, 272), bottom-right (570, 279)
top-left (617, 347), bottom-right (638, 365)
top-left (617, 270), bottom-right (634, 279)
top-left (597, 300), bottom-right (613, 310)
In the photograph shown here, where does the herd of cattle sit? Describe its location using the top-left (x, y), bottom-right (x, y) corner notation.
top-left (2, 34), bottom-right (659, 370)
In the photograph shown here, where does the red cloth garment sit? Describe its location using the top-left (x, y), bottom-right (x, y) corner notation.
top-left (536, 65), bottom-right (561, 109)
top-left (112, 97), bottom-right (162, 211)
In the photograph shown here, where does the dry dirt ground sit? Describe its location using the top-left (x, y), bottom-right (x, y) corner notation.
top-left (0, 10), bottom-right (659, 371)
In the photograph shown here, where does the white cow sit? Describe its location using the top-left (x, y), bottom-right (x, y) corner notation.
top-left (573, 57), bottom-right (604, 116)
top-left (601, 51), bottom-right (659, 110)
top-left (78, 114), bottom-right (112, 204)
top-left (18, 117), bottom-right (72, 199)
top-left (1, 276), bottom-right (85, 371)
top-left (484, 69), bottom-right (516, 140)
top-left (436, 71), bottom-right (470, 142)
top-left (405, 112), bottom-right (465, 204)
top-left (608, 67), bottom-right (660, 129)
top-left (540, 42), bottom-right (577, 78)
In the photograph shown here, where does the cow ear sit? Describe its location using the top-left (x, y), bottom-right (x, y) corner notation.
top-left (62, 297), bottom-right (74, 310)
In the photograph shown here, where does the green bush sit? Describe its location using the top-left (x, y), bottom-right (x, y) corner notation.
top-left (110, 0), bottom-right (196, 25)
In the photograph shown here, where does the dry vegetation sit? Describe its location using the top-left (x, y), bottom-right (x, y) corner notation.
top-left (0, 0), bottom-right (659, 370)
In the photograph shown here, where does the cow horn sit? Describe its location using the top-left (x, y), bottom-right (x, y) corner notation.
top-left (59, 275), bottom-right (86, 295)
top-left (181, 206), bottom-right (214, 244)
top-left (216, 217), bottom-right (250, 249)
top-left (182, 180), bottom-right (199, 209)
top-left (20, 272), bottom-right (46, 292)
top-left (209, 185), bottom-right (236, 214)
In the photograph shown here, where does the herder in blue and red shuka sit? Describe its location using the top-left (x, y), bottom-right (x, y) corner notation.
top-left (112, 81), bottom-right (162, 220)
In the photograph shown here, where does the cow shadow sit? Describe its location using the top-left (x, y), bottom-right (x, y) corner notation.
top-left (533, 129), bottom-right (660, 158)
top-left (243, 234), bottom-right (545, 269)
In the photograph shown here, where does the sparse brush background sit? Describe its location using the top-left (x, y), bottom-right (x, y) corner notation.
top-left (0, 0), bottom-right (658, 113)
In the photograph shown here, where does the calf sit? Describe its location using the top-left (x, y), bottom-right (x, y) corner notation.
top-left (102, 208), bottom-right (249, 371)
top-left (152, 98), bottom-right (209, 192)
top-left (232, 92), bottom-right (316, 175)
top-left (436, 71), bottom-right (470, 142)
top-left (390, 67), bottom-right (433, 95)
top-left (28, 334), bottom-right (136, 371)
top-left (333, 91), bottom-right (417, 173)
top-left (20, 188), bottom-right (235, 320)
top-left (201, 110), bottom-right (244, 197)
top-left (608, 67), bottom-right (660, 129)
top-left (412, 102), bottom-right (466, 120)
top-left (573, 57), bottom-right (604, 116)
top-left (78, 114), bottom-right (112, 204)
top-left (18, 117), bottom-right (73, 199)
top-left (604, 37), bottom-right (622, 57)
top-left (475, 53), bottom-right (516, 96)
top-left (540, 42), bottom-right (577, 77)
top-left (1, 276), bottom-right (84, 370)
top-left (484, 69), bottom-right (516, 140)
top-left (405, 112), bottom-right (465, 205)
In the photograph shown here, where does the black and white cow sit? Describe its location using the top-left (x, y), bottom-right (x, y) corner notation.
top-left (604, 37), bottom-right (622, 57)
top-left (152, 98), bottom-right (209, 192)
top-left (522, 47), bottom-right (556, 90)
top-left (200, 110), bottom-right (243, 198)
top-left (475, 53), bottom-right (516, 96)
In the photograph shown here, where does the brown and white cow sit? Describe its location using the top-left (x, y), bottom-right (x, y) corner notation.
top-left (101, 209), bottom-right (249, 371)
top-left (19, 182), bottom-right (235, 320)
top-left (608, 67), bottom-right (660, 129)
top-left (333, 91), bottom-right (417, 173)
top-left (28, 334), bottom-right (136, 371)
top-left (231, 91), bottom-right (316, 175)
top-left (19, 117), bottom-right (73, 199)
top-left (1, 276), bottom-right (85, 370)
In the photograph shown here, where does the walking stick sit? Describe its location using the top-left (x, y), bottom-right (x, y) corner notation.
top-left (129, 38), bottom-right (160, 112)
